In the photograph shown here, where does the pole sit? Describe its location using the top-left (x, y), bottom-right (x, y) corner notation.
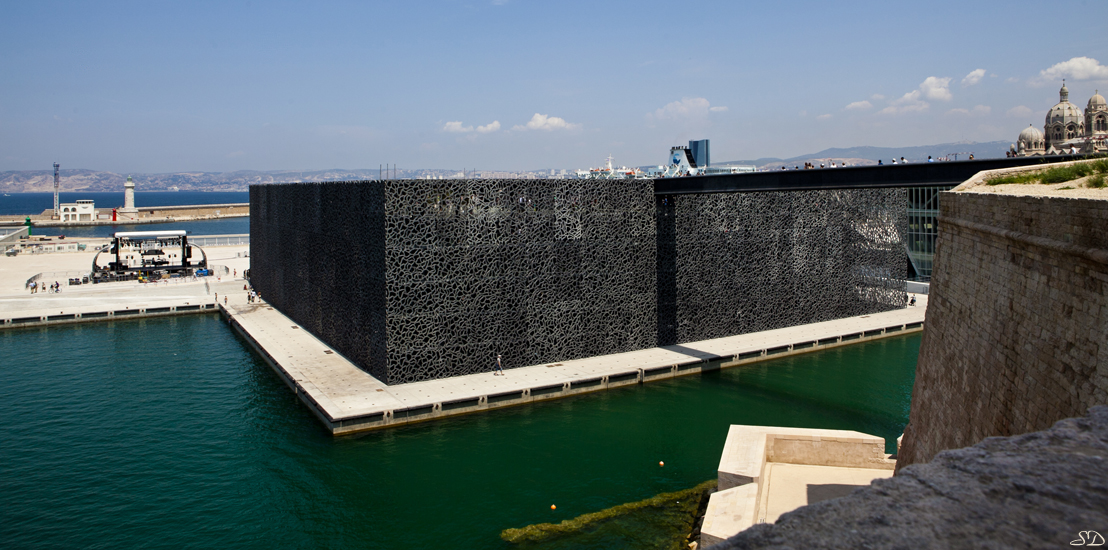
top-left (53, 163), bottom-right (60, 219)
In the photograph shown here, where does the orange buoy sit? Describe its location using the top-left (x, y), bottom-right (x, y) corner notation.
top-left (659, 461), bottom-right (665, 467)
top-left (550, 504), bottom-right (556, 510)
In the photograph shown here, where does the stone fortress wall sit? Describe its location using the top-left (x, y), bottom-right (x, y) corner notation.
top-left (897, 171), bottom-right (1108, 467)
top-left (251, 179), bottom-right (906, 385)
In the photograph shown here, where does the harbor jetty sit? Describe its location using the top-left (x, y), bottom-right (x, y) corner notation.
top-left (0, 203), bottom-right (248, 228)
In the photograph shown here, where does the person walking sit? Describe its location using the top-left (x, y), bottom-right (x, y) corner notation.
top-left (494, 354), bottom-right (505, 376)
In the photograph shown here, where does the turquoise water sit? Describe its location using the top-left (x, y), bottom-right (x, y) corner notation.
top-left (33, 216), bottom-right (250, 238)
top-left (0, 315), bottom-right (919, 549)
top-left (1, 191), bottom-right (250, 236)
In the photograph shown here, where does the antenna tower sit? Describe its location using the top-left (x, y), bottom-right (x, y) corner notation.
top-left (53, 163), bottom-right (60, 218)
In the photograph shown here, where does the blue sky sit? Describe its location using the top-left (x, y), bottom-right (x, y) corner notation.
top-left (2, 0), bottom-right (1107, 172)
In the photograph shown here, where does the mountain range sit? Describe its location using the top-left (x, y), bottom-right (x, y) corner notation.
top-left (716, 140), bottom-right (1013, 169)
top-left (0, 140), bottom-right (1016, 193)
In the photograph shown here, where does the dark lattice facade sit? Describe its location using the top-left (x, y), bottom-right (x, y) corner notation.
top-left (657, 189), bottom-right (907, 345)
top-left (251, 180), bottom-right (906, 384)
top-left (252, 179), bottom-right (657, 384)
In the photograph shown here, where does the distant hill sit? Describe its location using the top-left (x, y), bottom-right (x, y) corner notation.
top-left (715, 140), bottom-right (1013, 170)
top-left (0, 140), bottom-right (1018, 192)
top-left (0, 168), bottom-right (386, 193)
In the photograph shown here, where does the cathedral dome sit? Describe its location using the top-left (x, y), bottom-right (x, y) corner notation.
top-left (1019, 125), bottom-right (1044, 143)
top-left (1046, 99), bottom-right (1083, 125)
top-left (1046, 80), bottom-right (1083, 126)
top-left (1089, 90), bottom-right (1106, 111)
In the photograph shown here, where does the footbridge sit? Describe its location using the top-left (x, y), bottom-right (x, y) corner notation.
top-left (656, 155), bottom-right (1086, 194)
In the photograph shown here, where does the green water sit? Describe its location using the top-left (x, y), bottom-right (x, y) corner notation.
top-left (0, 315), bottom-right (919, 549)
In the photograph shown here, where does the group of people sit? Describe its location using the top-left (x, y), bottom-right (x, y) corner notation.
top-left (28, 281), bottom-right (61, 294)
top-left (245, 285), bottom-right (261, 304)
top-left (783, 161), bottom-right (851, 170)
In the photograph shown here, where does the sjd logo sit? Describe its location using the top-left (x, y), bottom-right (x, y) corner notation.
top-left (1071, 530), bottom-right (1105, 546)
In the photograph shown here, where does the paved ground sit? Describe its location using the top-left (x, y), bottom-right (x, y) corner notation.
top-left (0, 244), bottom-right (252, 314)
top-left (759, 463), bottom-right (893, 524)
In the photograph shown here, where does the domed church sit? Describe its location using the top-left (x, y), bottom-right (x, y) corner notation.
top-left (1014, 81), bottom-right (1108, 155)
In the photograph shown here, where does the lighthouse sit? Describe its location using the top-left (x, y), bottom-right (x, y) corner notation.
top-left (121, 175), bottom-right (138, 214)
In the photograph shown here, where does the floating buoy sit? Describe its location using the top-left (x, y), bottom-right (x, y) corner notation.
top-left (550, 504), bottom-right (556, 510)
top-left (659, 461), bottom-right (665, 467)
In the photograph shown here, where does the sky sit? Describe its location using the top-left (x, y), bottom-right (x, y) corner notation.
top-left (2, 0), bottom-right (1107, 173)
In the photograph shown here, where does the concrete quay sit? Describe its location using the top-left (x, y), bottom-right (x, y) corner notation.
top-left (0, 203), bottom-right (248, 228)
top-left (0, 243), bottom-right (252, 328)
top-left (223, 294), bottom-right (928, 435)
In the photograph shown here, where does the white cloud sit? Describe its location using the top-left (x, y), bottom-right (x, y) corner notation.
top-left (1036, 56), bottom-right (1108, 84)
top-left (512, 113), bottom-right (580, 131)
top-left (709, 106), bottom-right (729, 112)
top-left (1006, 105), bottom-right (1033, 118)
top-left (946, 105), bottom-right (991, 117)
top-left (476, 121), bottom-right (500, 133)
top-left (962, 69), bottom-right (986, 86)
top-left (1005, 77), bottom-right (1020, 84)
top-left (816, 114), bottom-right (833, 120)
top-left (443, 121), bottom-right (473, 133)
top-left (879, 76), bottom-right (953, 115)
top-left (920, 76), bottom-right (953, 100)
top-left (844, 100), bottom-right (872, 111)
top-left (649, 97), bottom-right (713, 120)
top-left (444, 120), bottom-right (501, 133)
top-left (879, 90), bottom-right (929, 115)
top-left (871, 94), bottom-right (885, 101)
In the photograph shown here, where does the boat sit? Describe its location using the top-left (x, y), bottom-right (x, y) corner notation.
top-left (575, 155), bottom-right (645, 180)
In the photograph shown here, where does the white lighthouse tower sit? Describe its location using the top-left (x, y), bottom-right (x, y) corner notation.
top-left (121, 175), bottom-right (138, 214)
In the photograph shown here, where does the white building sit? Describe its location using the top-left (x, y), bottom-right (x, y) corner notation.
top-left (59, 200), bottom-right (96, 223)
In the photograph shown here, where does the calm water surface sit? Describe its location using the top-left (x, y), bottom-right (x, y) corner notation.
top-left (1, 192), bottom-right (250, 237)
top-left (0, 315), bottom-right (919, 549)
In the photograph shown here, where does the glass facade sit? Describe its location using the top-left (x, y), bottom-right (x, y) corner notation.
top-left (906, 185), bottom-right (954, 280)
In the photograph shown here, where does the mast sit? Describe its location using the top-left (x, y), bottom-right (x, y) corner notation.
top-left (53, 163), bottom-right (60, 218)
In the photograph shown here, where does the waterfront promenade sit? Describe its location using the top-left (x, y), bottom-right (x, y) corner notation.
top-left (224, 292), bottom-right (927, 435)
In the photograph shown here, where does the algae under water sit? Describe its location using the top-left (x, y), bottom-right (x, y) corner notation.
top-left (0, 314), bottom-right (919, 549)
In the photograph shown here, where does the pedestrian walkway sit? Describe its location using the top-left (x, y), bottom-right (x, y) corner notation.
top-left (222, 295), bottom-right (928, 435)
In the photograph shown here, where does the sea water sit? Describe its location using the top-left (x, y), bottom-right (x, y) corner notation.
top-left (0, 314), bottom-right (919, 549)
top-left (0, 192), bottom-right (250, 237)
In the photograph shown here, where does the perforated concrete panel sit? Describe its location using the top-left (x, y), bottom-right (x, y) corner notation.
top-left (251, 180), bottom-right (905, 384)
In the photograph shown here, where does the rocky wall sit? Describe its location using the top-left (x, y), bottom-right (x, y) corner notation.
top-left (711, 406), bottom-right (1108, 549)
top-left (897, 191), bottom-right (1108, 467)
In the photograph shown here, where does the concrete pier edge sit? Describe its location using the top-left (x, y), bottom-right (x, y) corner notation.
top-left (218, 301), bottom-right (926, 436)
top-left (1, 302), bottom-right (219, 329)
